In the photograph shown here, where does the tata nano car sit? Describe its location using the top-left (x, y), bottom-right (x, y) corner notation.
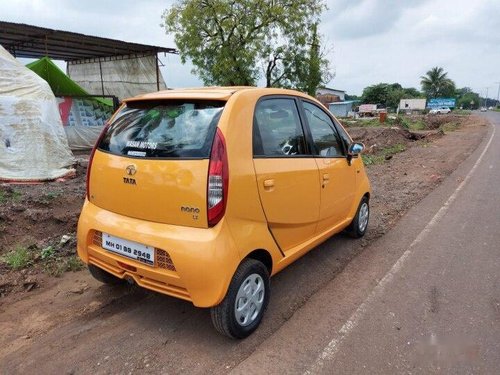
top-left (77, 87), bottom-right (371, 338)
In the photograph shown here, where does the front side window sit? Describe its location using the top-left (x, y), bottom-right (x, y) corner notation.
top-left (253, 98), bottom-right (306, 157)
top-left (303, 101), bottom-right (345, 157)
top-left (99, 100), bottom-right (225, 158)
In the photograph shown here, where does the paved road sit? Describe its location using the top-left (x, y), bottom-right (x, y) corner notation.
top-left (233, 112), bottom-right (500, 374)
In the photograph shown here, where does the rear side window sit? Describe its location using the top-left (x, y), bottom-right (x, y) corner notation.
top-left (253, 98), bottom-right (307, 157)
top-left (99, 100), bottom-right (225, 158)
top-left (302, 101), bottom-right (345, 157)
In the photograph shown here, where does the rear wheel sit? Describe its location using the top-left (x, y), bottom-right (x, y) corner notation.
top-left (211, 259), bottom-right (270, 339)
top-left (347, 196), bottom-right (370, 238)
top-left (88, 264), bottom-right (124, 285)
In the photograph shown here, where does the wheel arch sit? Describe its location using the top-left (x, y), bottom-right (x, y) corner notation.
top-left (245, 249), bottom-right (273, 275)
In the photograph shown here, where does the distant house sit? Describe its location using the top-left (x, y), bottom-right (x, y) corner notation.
top-left (316, 87), bottom-right (346, 101)
top-left (328, 101), bottom-right (355, 118)
top-left (399, 98), bottom-right (426, 113)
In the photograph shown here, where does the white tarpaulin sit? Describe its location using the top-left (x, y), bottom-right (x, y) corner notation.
top-left (68, 55), bottom-right (167, 100)
top-left (0, 45), bottom-right (75, 181)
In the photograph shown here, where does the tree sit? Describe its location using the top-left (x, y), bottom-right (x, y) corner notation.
top-left (456, 87), bottom-right (480, 109)
top-left (163, 0), bottom-right (331, 91)
top-left (420, 67), bottom-right (456, 98)
top-left (361, 83), bottom-right (422, 110)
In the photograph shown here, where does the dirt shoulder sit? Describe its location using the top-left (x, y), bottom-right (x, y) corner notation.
top-left (0, 114), bottom-right (490, 373)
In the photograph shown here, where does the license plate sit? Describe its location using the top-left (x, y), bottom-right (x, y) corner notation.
top-left (102, 233), bottom-right (155, 266)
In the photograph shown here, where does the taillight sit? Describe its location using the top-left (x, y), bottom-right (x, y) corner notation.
top-left (86, 123), bottom-right (110, 200)
top-left (207, 128), bottom-right (229, 227)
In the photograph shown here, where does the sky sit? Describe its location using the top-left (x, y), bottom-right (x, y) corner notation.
top-left (1, 0), bottom-right (499, 97)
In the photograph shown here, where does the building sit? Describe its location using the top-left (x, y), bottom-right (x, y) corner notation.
top-left (328, 101), bottom-right (355, 118)
top-left (316, 87), bottom-right (346, 101)
top-left (398, 98), bottom-right (427, 114)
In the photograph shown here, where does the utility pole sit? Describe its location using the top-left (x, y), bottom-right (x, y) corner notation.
top-left (484, 87), bottom-right (489, 107)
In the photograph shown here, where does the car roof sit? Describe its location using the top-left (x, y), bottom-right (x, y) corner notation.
top-left (124, 87), bottom-right (313, 103)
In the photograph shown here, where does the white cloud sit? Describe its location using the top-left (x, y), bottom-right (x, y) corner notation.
top-left (1, 0), bottom-right (499, 96)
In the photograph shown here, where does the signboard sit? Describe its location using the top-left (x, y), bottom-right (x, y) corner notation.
top-left (427, 98), bottom-right (456, 108)
top-left (57, 97), bottom-right (113, 127)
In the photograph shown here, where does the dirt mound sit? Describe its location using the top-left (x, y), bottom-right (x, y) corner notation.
top-left (348, 126), bottom-right (433, 154)
top-left (0, 160), bottom-right (87, 253)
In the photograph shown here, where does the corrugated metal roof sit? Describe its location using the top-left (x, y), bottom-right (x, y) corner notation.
top-left (0, 21), bottom-right (177, 61)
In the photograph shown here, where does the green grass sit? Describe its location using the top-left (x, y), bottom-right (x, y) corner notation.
top-left (0, 189), bottom-right (22, 204)
top-left (396, 115), bottom-right (427, 131)
top-left (362, 143), bottom-right (407, 166)
top-left (440, 122), bottom-right (460, 133)
top-left (44, 191), bottom-right (61, 200)
top-left (453, 109), bottom-right (472, 115)
top-left (43, 255), bottom-right (84, 277)
top-left (2, 245), bottom-right (32, 269)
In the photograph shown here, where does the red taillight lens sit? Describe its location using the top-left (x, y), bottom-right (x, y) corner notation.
top-left (207, 128), bottom-right (229, 227)
top-left (86, 124), bottom-right (110, 200)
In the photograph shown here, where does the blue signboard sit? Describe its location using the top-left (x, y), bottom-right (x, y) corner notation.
top-left (427, 98), bottom-right (456, 108)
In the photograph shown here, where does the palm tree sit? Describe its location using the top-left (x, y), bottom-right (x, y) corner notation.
top-left (420, 67), bottom-right (455, 98)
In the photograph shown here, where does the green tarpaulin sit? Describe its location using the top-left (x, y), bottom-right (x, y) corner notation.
top-left (26, 57), bottom-right (112, 106)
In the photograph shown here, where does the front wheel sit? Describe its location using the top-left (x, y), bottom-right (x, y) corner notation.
top-left (211, 259), bottom-right (270, 339)
top-left (347, 196), bottom-right (370, 238)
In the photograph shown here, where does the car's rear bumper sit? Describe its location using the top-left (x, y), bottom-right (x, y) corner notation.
top-left (77, 199), bottom-right (240, 307)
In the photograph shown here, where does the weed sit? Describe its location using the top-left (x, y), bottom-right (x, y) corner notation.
top-left (440, 122), bottom-right (459, 133)
top-left (44, 191), bottom-right (61, 200)
top-left (43, 255), bottom-right (84, 277)
top-left (0, 189), bottom-right (22, 204)
top-left (40, 246), bottom-right (55, 260)
top-left (2, 245), bottom-right (32, 269)
top-left (362, 143), bottom-right (406, 166)
top-left (11, 190), bottom-right (22, 202)
top-left (65, 255), bottom-right (85, 272)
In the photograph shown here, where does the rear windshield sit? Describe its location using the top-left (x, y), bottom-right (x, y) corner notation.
top-left (98, 100), bottom-right (225, 158)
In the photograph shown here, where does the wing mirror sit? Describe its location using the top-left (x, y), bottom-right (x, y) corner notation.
top-left (347, 142), bottom-right (365, 165)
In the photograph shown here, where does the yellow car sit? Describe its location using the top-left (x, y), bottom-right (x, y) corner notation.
top-left (77, 87), bottom-right (371, 338)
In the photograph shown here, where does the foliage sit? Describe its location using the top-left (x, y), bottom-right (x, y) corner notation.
top-left (455, 87), bottom-right (480, 109)
top-left (40, 246), bottom-right (55, 260)
top-left (43, 255), bottom-right (84, 277)
top-left (0, 189), bottom-right (22, 204)
top-left (345, 94), bottom-right (361, 101)
top-left (420, 67), bottom-right (456, 98)
top-left (362, 143), bottom-right (406, 166)
top-left (2, 246), bottom-right (32, 269)
top-left (361, 83), bottom-right (422, 110)
top-left (396, 115), bottom-right (426, 131)
top-left (163, 0), bottom-right (331, 92)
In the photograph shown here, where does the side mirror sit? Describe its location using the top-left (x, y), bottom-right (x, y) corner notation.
top-left (348, 142), bottom-right (365, 156)
top-left (347, 142), bottom-right (365, 165)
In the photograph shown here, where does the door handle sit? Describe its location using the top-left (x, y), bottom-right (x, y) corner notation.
top-left (322, 174), bottom-right (330, 188)
top-left (263, 179), bottom-right (275, 188)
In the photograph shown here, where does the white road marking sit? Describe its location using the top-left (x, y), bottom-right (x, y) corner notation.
top-left (305, 125), bottom-right (496, 374)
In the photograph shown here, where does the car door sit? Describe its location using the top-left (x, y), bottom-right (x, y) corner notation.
top-left (253, 97), bottom-right (321, 254)
top-left (301, 100), bottom-right (357, 234)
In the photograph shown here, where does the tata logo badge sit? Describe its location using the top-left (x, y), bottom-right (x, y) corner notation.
top-left (126, 165), bottom-right (137, 176)
top-left (124, 165), bottom-right (137, 185)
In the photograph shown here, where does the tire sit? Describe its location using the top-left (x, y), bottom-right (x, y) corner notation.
top-left (211, 259), bottom-right (270, 339)
top-left (347, 196), bottom-right (370, 238)
top-left (88, 264), bottom-right (125, 285)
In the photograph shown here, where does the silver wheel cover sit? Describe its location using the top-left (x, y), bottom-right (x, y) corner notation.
top-left (358, 202), bottom-right (369, 232)
top-left (234, 273), bottom-right (265, 326)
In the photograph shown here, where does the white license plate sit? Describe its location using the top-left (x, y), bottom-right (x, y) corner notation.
top-left (102, 233), bottom-right (155, 266)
